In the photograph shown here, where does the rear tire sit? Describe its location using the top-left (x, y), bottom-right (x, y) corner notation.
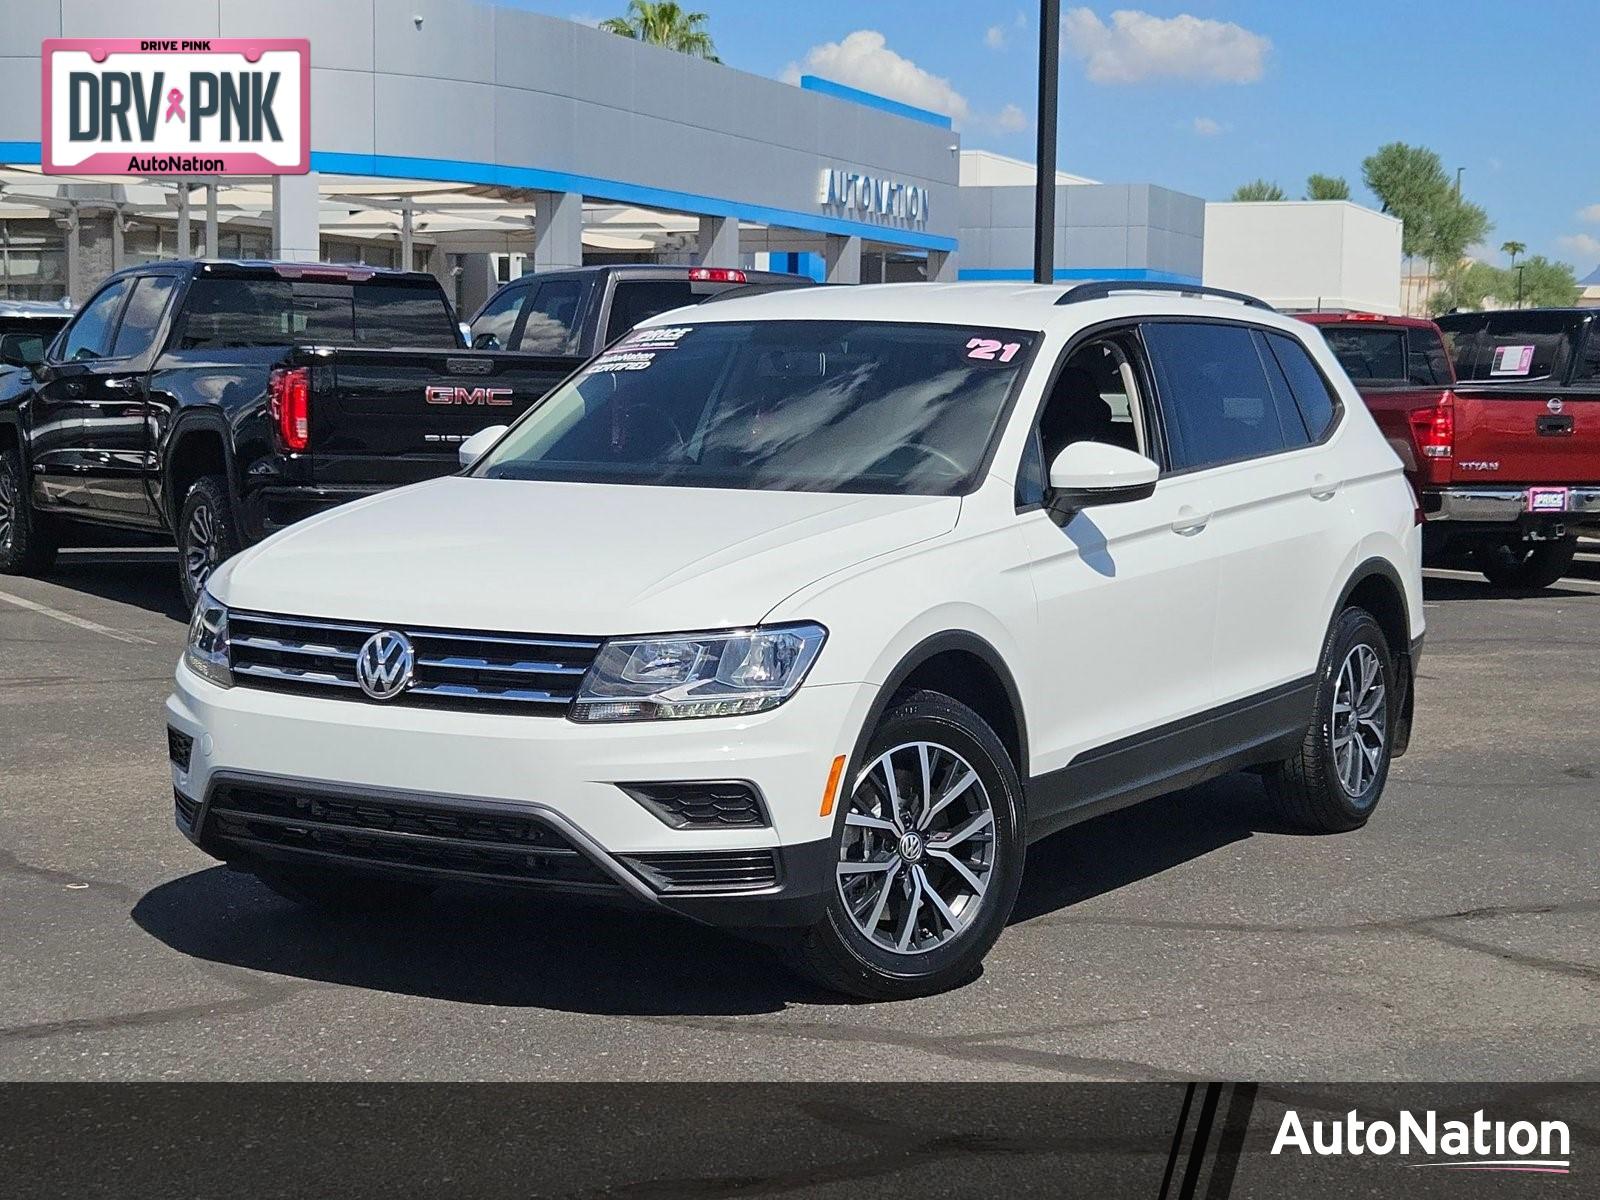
top-left (245, 863), bottom-right (436, 914)
top-left (0, 444), bottom-right (58, 576)
top-left (1477, 536), bottom-right (1577, 590)
top-left (1265, 608), bottom-right (1394, 833)
top-left (177, 475), bottom-right (241, 610)
top-left (787, 690), bottom-right (1025, 1000)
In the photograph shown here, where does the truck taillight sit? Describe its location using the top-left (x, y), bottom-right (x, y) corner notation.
top-left (1408, 393), bottom-right (1453, 485)
top-left (269, 367), bottom-right (310, 452)
top-left (688, 267), bottom-right (746, 283)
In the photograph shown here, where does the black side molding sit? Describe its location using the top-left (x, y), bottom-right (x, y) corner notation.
top-left (1024, 676), bottom-right (1318, 842)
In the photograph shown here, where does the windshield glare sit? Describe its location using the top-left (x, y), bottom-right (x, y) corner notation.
top-left (475, 320), bottom-right (1038, 495)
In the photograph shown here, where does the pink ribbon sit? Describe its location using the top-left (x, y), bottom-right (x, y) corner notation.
top-left (164, 88), bottom-right (185, 123)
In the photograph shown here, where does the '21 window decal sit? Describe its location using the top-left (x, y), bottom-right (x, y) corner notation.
top-left (966, 337), bottom-right (1024, 363)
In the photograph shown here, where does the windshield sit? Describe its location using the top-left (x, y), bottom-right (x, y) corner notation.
top-left (474, 320), bottom-right (1039, 495)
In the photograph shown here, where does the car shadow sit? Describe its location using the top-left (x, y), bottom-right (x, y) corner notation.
top-left (1010, 772), bottom-right (1303, 923)
top-left (1421, 572), bottom-right (1596, 603)
top-left (134, 774), bottom-right (1293, 1014)
top-left (45, 548), bottom-right (188, 622)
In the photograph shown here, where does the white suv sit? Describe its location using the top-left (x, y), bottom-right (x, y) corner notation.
top-left (167, 281), bottom-right (1423, 999)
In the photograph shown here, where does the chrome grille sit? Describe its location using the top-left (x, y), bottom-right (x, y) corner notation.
top-left (227, 610), bottom-right (601, 714)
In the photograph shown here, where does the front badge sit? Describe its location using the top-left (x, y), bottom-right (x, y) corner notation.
top-left (356, 630), bottom-right (415, 700)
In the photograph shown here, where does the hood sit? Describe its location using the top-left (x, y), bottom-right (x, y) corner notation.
top-left (214, 476), bottom-right (957, 634)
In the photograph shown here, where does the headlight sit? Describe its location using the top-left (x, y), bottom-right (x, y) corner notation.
top-left (184, 589), bottom-right (232, 688)
top-left (571, 623), bottom-right (826, 722)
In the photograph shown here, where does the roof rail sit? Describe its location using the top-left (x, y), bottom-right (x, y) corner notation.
top-left (1056, 280), bottom-right (1274, 311)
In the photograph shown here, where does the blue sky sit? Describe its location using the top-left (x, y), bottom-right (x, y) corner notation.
top-left (508, 1), bottom-right (1600, 273)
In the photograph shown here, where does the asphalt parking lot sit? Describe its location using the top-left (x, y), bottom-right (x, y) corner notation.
top-left (2, 547), bottom-right (1597, 1082)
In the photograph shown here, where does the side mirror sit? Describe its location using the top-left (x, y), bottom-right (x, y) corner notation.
top-left (1046, 441), bottom-right (1159, 518)
top-left (458, 424), bottom-right (508, 469)
top-left (0, 333), bottom-right (46, 369)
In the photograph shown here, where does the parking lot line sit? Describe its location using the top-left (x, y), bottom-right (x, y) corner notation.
top-left (0, 588), bottom-right (159, 646)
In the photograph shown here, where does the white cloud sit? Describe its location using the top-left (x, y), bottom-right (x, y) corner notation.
top-left (990, 103), bottom-right (1028, 133)
top-left (1578, 203), bottom-right (1600, 224)
top-left (985, 10), bottom-right (1027, 50)
top-left (783, 31), bottom-right (970, 123)
top-left (1063, 8), bottom-right (1270, 84)
top-left (1191, 116), bottom-right (1223, 136)
top-left (1557, 232), bottom-right (1600, 259)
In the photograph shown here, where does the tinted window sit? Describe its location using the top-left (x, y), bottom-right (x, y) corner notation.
top-left (1434, 313), bottom-right (1487, 378)
top-left (1321, 327), bottom-right (1406, 381)
top-left (1143, 322), bottom-right (1287, 470)
top-left (1266, 332), bottom-right (1338, 439)
top-left (1450, 311), bottom-right (1581, 382)
top-left (178, 278), bottom-right (458, 350)
top-left (517, 280), bottom-right (583, 353)
top-left (470, 283), bottom-right (526, 349)
top-left (1572, 318), bottom-right (1600, 383)
top-left (1406, 326), bottom-right (1453, 385)
top-left (110, 275), bottom-right (177, 359)
top-left (604, 279), bottom-right (695, 342)
top-left (61, 280), bottom-right (129, 361)
top-left (477, 320), bottom-right (1037, 496)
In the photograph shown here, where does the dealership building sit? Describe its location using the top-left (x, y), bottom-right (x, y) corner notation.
top-left (0, 0), bottom-right (1403, 315)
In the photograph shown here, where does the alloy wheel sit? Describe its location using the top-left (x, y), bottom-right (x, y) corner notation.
top-left (1331, 643), bottom-right (1386, 799)
top-left (184, 502), bottom-right (218, 596)
top-left (0, 461), bottom-right (15, 551)
top-left (836, 740), bottom-right (996, 955)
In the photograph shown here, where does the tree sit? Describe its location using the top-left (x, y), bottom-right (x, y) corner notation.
top-left (1232, 179), bottom-right (1286, 202)
top-left (1362, 142), bottom-right (1452, 259)
top-left (1429, 256), bottom-right (1578, 315)
top-left (600, 1), bottom-right (719, 60)
top-left (1305, 173), bottom-right (1350, 201)
top-left (1500, 240), bottom-right (1526, 266)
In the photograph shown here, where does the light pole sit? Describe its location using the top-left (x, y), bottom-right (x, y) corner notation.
top-left (1455, 167), bottom-right (1464, 198)
top-left (1033, 1), bottom-right (1060, 285)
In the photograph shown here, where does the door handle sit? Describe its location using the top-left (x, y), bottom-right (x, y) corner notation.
top-left (1309, 474), bottom-right (1339, 502)
top-left (1171, 505), bottom-right (1210, 536)
top-left (103, 377), bottom-right (137, 391)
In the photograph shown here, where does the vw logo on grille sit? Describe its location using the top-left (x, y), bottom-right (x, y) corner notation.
top-left (356, 630), bottom-right (415, 700)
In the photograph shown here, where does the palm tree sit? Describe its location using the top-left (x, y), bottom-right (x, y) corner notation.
top-left (1500, 240), bottom-right (1526, 266)
top-left (600, 2), bottom-right (719, 61)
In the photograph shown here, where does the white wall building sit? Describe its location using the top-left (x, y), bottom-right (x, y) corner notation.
top-left (1203, 201), bottom-right (1403, 313)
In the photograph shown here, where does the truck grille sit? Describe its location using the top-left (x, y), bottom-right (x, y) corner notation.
top-left (204, 780), bottom-right (618, 890)
top-left (227, 610), bottom-right (601, 714)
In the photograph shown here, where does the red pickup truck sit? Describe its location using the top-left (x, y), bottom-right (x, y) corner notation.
top-left (1298, 309), bottom-right (1600, 588)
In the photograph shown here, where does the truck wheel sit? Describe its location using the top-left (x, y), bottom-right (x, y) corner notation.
top-left (177, 475), bottom-right (241, 610)
top-left (1477, 537), bottom-right (1577, 590)
top-left (0, 445), bottom-right (58, 576)
top-left (1265, 608), bottom-right (1394, 833)
top-left (786, 691), bottom-right (1025, 1000)
top-left (244, 863), bottom-right (435, 914)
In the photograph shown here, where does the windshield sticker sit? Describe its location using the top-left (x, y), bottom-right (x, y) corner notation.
top-left (966, 336), bottom-right (1024, 363)
top-left (586, 326), bottom-right (696, 374)
top-left (1490, 344), bottom-right (1535, 376)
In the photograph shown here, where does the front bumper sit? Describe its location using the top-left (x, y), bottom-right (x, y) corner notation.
top-left (1424, 485), bottom-right (1600, 526)
top-left (166, 662), bottom-right (874, 929)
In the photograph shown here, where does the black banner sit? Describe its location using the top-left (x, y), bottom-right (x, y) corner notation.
top-left (1, 1083), bottom-right (1592, 1197)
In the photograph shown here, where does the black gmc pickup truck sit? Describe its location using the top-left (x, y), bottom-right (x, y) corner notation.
top-left (0, 260), bottom-right (578, 606)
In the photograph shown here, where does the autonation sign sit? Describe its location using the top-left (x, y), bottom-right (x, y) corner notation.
top-left (819, 168), bottom-right (929, 225)
top-left (42, 38), bottom-right (310, 175)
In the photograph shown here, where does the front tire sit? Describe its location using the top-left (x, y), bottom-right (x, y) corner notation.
top-left (0, 444), bottom-right (58, 576)
top-left (1265, 608), bottom-right (1394, 832)
top-left (1476, 536), bottom-right (1577, 590)
top-left (177, 475), bottom-right (241, 610)
top-left (788, 691), bottom-right (1025, 1000)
